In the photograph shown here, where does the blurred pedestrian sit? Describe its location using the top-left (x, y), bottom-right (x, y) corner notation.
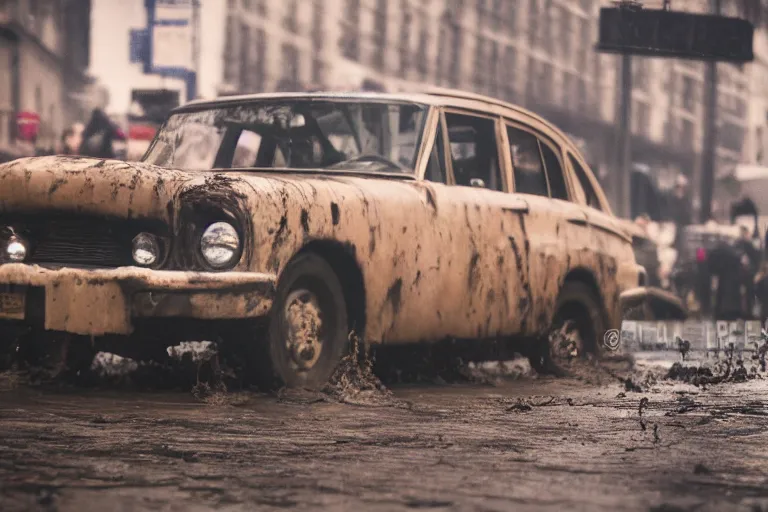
top-left (78, 108), bottom-right (120, 159)
top-left (735, 224), bottom-right (760, 318)
top-left (669, 175), bottom-right (692, 248)
top-left (60, 127), bottom-right (77, 155)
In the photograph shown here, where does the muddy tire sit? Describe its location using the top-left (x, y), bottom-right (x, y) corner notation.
top-left (264, 252), bottom-right (349, 390)
top-left (529, 281), bottom-right (605, 376)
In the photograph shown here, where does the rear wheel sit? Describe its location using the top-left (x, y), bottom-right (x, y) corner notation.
top-left (529, 281), bottom-right (606, 376)
top-left (263, 252), bottom-right (349, 389)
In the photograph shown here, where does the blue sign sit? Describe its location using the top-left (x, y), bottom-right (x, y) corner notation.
top-left (129, 29), bottom-right (148, 64)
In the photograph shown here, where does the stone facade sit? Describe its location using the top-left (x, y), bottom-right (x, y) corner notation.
top-left (0, 0), bottom-right (91, 158)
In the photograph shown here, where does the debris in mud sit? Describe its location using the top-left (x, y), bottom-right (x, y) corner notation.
top-left (639, 397), bottom-right (649, 416)
top-left (675, 336), bottom-right (691, 361)
top-left (90, 352), bottom-right (138, 377)
top-left (507, 399), bottom-right (533, 413)
top-left (693, 463), bottom-right (711, 475)
top-left (321, 334), bottom-right (396, 407)
top-left (623, 376), bottom-right (644, 393)
top-left (665, 363), bottom-right (714, 386)
top-left (653, 424), bottom-right (661, 444)
top-left (166, 341), bottom-right (218, 364)
top-left (460, 358), bottom-right (534, 386)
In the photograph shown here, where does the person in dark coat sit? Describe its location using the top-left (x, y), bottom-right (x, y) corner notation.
top-left (708, 241), bottom-right (746, 320)
top-left (78, 108), bottom-right (120, 159)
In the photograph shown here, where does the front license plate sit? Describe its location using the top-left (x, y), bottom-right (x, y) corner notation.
top-left (0, 291), bottom-right (26, 320)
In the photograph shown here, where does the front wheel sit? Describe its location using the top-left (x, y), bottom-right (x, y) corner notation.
top-left (265, 252), bottom-right (349, 389)
top-left (529, 281), bottom-right (606, 376)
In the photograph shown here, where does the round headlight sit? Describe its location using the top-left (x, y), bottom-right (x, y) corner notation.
top-left (132, 232), bottom-right (160, 266)
top-left (200, 222), bottom-right (240, 268)
top-left (5, 236), bottom-right (27, 262)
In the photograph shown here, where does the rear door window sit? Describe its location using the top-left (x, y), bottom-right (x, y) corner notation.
top-left (568, 153), bottom-right (602, 211)
top-left (506, 125), bottom-right (548, 197)
top-left (540, 142), bottom-right (568, 200)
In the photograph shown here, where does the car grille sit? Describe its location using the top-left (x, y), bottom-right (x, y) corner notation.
top-left (5, 215), bottom-right (150, 268)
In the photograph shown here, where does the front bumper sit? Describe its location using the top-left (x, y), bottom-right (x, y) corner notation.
top-left (0, 264), bottom-right (276, 335)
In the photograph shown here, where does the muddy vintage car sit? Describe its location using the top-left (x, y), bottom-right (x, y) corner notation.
top-left (0, 90), bottom-right (645, 386)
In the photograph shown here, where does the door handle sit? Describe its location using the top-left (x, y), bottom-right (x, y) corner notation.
top-left (567, 216), bottom-right (588, 226)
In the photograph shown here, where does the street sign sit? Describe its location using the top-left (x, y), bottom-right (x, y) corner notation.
top-left (142, 0), bottom-right (198, 100)
top-left (596, 7), bottom-right (754, 63)
top-left (151, 0), bottom-right (193, 70)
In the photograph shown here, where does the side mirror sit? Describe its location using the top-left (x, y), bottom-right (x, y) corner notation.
top-left (470, 178), bottom-right (485, 188)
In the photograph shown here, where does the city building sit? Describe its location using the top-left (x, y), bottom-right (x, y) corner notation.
top-left (217, 0), bottom-right (757, 217)
top-left (0, 0), bottom-right (91, 160)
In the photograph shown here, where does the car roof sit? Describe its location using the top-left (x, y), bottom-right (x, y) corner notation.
top-left (175, 88), bottom-right (576, 150)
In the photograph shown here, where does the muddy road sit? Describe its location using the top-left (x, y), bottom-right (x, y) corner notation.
top-left (1, 358), bottom-right (767, 512)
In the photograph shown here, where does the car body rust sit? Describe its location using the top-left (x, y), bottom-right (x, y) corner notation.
top-left (0, 89), bottom-right (642, 348)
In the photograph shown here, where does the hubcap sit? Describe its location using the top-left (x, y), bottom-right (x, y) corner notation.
top-left (284, 289), bottom-right (324, 370)
top-left (550, 319), bottom-right (582, 361)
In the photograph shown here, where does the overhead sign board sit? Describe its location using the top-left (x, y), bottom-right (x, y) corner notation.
top-left (596, 7), bottom-right (754, 63)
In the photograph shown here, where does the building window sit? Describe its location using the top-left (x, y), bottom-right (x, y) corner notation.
top-left (416, 13), bottom-right (429, 78)
top-left (372, 0), bottom-right (387, 70)
top-left (633, 100), bottom-right (650, 137)
top-left (339, 0), bottom-right (360, 61)
top-left (223, 14), bottom-right (239, 85)
top-left (577, 77), bottom-right (587, 113)
top-left (505, 0), bottom-right (517, 35)
top-left (474, 36), bottom-right (487, 93)
top-left (284, 0), bottom-right (298, 33)
top-left (560, 7), bottom-right (571, 61)
top-left (720, 121), bottom-right (745, 153)
top-left (490, 0), bottom-right (503, 31)
top-left (541, 2), bottom-right (554, 55)
top-left (476, 0), bottom-right (486, 30)
top-left (529, 0), bottom-right (540, 46)
top-left (540, 62), bottom-right (553, 101)
top-left (489, 40), bottom-right (500, 97)
top-left (238, 23), bottom-right (251, 92)
top-left (681, 118), bottom-right (695, 150)
top-left (436, 11), bottom-right (461, 87)
top-left (399, 1), bottom-right (412, 77)
top-left (682, 75), bottom-right (696, 112)
top-left (562, 72), bottom-right (573, 107)
top-left (253, 28), bottom-right (266, 91)
top-left (502, 46), bottom-right (517, 102)
top-left (312, 0), bottom-right (324, 49)
top-left (527, 56), bottom-right (538, 101)
top-left (633, 59), bottom-right (650, 91)
top-left (280, 43), bottom-right (300, 91)
top-left (243, 0), bottom-right (266, 15)
top-left (579, 18), bottom-right (591, 72)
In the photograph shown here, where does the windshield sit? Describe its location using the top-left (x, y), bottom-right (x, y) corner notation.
top-left (142, 100), bottom-right (428, 173)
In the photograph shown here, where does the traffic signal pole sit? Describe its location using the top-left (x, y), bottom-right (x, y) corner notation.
top-left (616, 52), bottom-right (633, 219)
top-left (699, 0), bottom-right (722, 223)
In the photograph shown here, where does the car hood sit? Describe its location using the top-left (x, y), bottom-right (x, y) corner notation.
top-left (0, 156), bottom-right (418, 223)
top-left (0, 156), bottom-right (198, 223)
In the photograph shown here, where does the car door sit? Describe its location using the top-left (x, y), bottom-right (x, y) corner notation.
top-left (503, 120), bottom-right (590, 334)
top-left (415, 108), bottom-right (532, 340)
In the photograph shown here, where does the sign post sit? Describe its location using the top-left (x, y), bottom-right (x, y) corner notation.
top-left (596, 2), bottom-right (754, 219)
